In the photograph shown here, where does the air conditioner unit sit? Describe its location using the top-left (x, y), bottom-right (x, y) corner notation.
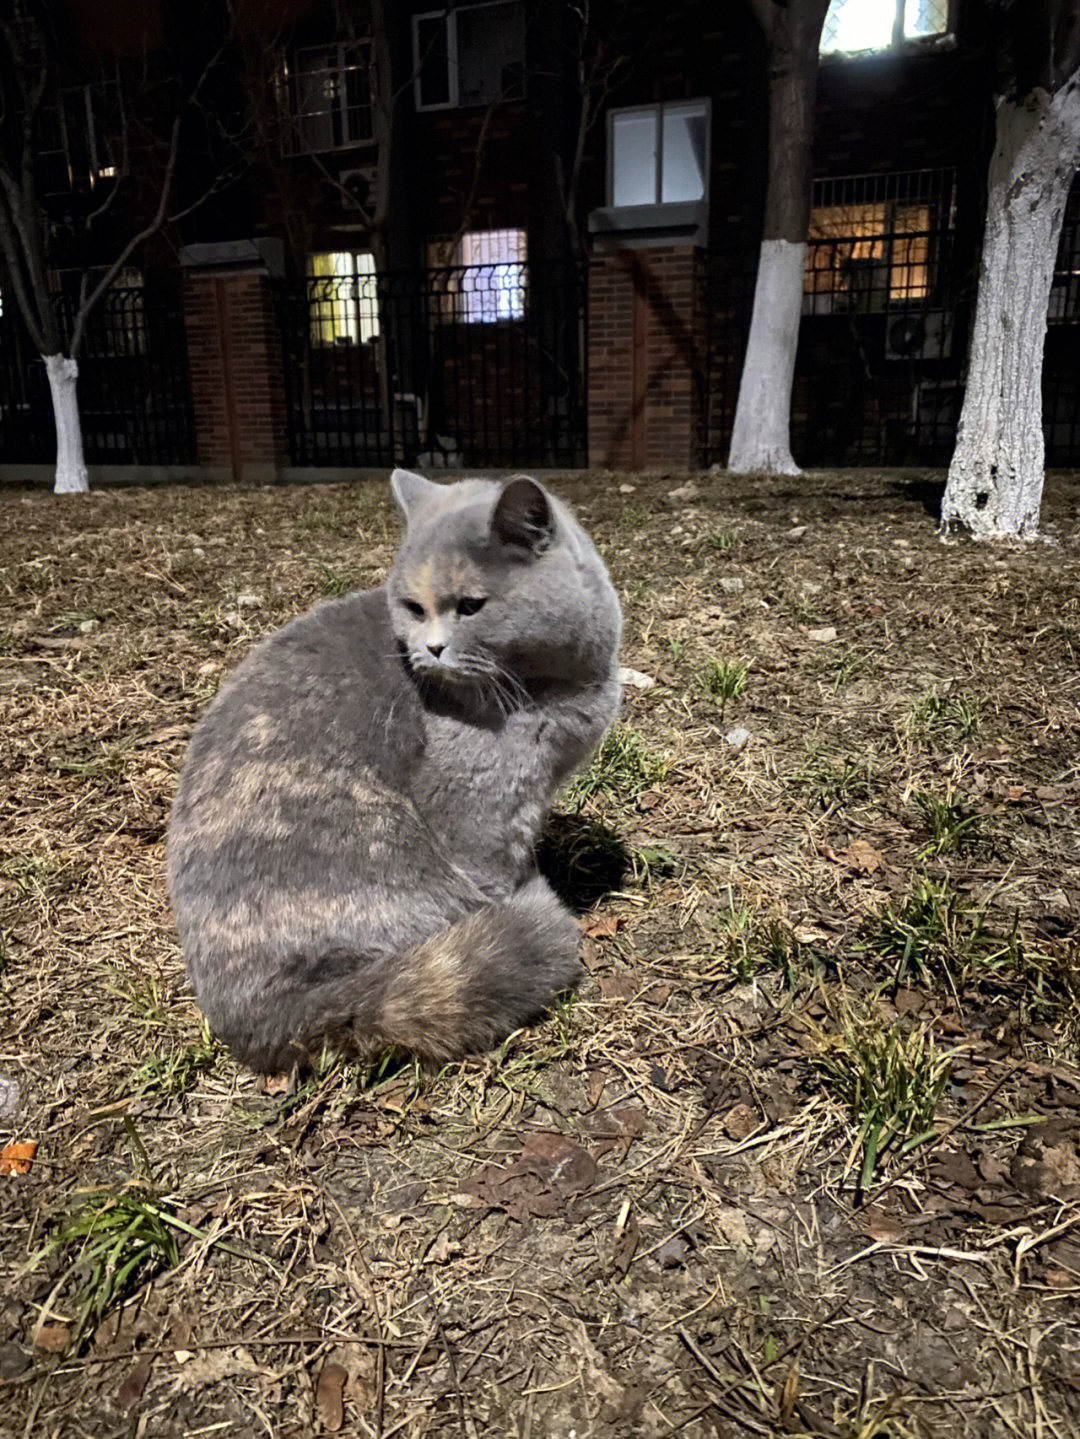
top-left (340, 166), bottom-right (377, 193)
top-left (885, 310), bottom-right (952, 361)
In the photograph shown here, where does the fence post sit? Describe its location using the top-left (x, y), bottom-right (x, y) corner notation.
top-left (180, 240), bottom-right (287, 481)
top-left (587, 244), bottom-right (704, 472)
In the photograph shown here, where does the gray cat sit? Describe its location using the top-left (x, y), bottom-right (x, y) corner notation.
top-left (166, 472), bottom-right (621, 1072)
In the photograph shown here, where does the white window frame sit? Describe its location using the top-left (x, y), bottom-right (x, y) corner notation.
top-left (607, 99), bottom-right (710, 210)
top-left (820, 0), bottom-right (956, 58)
top-left (284, 42), bottom-right (373, 154)
top-left (412, 1), bottom-right (525, 112)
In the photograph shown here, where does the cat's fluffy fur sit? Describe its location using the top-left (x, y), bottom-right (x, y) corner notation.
top-left (166, 472), bottom-right (621, 1072)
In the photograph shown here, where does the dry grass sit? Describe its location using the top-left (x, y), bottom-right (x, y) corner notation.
top-left (3, 468), bottom-right (1080, 1437)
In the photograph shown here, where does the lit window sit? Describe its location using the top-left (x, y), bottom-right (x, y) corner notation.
top-left (308, 252), bottom-right (379, 345)
top-left (284, 44), bottom-right (373, 152)
top-left (430, 230), bottom-right (527, 323)
top-left (610, 101), bottom-right (709, 208)
top-left (803, 172), bottom-right (954, 315)
top-left (821, 0), bottom-right (950, 55)
top-left (413, 2), bottom-right (525, 111)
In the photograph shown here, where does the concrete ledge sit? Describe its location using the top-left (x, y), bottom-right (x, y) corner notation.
top-left (179, 238), bottom-right (286, 276)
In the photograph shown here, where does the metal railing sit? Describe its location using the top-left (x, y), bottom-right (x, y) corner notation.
top-left (275, 259), bottom-right (587, 468)
top-left (704, 171), bottom-right (1080, 468)
top-left (0, 280), bottom-right (195, 466)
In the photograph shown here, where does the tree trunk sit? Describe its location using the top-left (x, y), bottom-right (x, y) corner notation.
top-left (728, 0), bottom-right (829, 475)
top-left (44, 355), bottom-right (89, 495)
top-left (941, 76), bottom-right (1080, 538)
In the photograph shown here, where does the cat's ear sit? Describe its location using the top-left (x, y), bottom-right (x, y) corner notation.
top-left (491, 477), bottom-right (554, 554)
top-left (390, 468), bottom-right (440, 520)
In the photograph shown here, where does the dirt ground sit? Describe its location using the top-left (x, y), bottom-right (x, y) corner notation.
top-left (3, 467), bottom-right (1080, 1438)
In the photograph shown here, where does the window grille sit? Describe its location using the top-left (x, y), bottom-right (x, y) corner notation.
top-left (429, 230), bottom-right (527, 323)
top-left (284, 44), bottom-right (373, 152)
top-left (803, 170), bottom-right (955, 316)
top-left (821, 0), bottom-right (950, 55)
top-left (307, 252), bottom-right (379, 345)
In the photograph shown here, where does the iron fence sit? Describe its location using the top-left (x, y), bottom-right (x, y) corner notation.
top-left (704, 170), bottom-right (1080, 468)
top-left (275, 259), bottom-right (587, 468)
top-left (0, 278), bottom-right (195, 466)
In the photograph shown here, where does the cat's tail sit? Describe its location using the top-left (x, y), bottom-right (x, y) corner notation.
top-left (355, 875), bottom-right (581, 1062)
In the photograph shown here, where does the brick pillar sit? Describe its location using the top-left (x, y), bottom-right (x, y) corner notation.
top-left (181, 241), bottom-right (287, 480)
top-left (588, 245), bottom-right (704, 472)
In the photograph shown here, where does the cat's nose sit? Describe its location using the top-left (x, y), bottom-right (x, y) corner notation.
top-left (427, 642), bottom-right (445, 658)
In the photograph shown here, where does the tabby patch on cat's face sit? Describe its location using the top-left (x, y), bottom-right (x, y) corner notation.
top-left (391, 552), bottom-right (494, 682)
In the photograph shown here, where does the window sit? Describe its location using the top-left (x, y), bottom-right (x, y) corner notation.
top-left (821, 0), bottom-right (951, 55)
top-left (283, 44), bottom-right (373, 152)
top-left (430, 230), bottom-right (527, 323)
top-left (308, 252), bottom-right (379, 345)
top-left (803, 171), bottom-right (954, 315)
top-left (38, 84), bottom-right (118, 194)
top-left (413, 2), bottom-right (525, 111)
top-left (609, 101), bottom-right (709, 209)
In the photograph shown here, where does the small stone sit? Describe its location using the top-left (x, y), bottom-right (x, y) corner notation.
top-left (192, 547), bottom-right (205, 557)
top-left (0, 1073), bottom-right (22, 1122)
top-left (788, 525), bottom-right (807, 538)
top-left (725, 727), bottom-right (751, 753)
top-left (719, 577), bottom-right (744, 594)
top-left (196, 660), bottom-right (221, 677)
top-left (618, 666), bottom-right (656, 691)
top-left (670, 482), bottom-right (701, 501)
top-left (807, 626), bottom-right (837, 643)
top-left (78, 619), bottom-right (97, 633)
top-left (656, 1236), bottom-right (689, 1270)
top-left (237, 592), bottom-right (262, 609)
top-left (618, 484), bottom-right (637, 494)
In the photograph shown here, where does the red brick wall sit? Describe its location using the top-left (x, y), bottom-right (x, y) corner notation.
top-left (588, 246), bottom-right (704, 471)
top-left (183, 267), bottom-right (286, 478)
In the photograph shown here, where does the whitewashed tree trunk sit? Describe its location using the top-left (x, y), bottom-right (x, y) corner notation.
top-left (43, 354), bottom-right (89, 495)
top-left (728, 239), bottom-right (806, 474)
top-left (942, 77), bottom-right (1080, 538)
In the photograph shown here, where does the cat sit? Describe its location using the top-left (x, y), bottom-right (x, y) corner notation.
top-left (166, 471), bottom-right (622, 1073)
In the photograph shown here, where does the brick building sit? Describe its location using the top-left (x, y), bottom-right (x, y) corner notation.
top-left (1, 0), bottom-right (1078, 476)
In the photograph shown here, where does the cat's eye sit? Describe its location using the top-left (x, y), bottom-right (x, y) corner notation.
top-left (402, 599), bottom-right (425, 618)
top-left (456, 596), bottom-right (487, 617)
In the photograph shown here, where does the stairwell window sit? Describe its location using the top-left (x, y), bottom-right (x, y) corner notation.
top-left (308, 252), bottom-right (379, 345)
top-left (609, 101), bottom-right (709, 208)
top-left (431, 230), bottom-right (527, 323)
top-left (820, 0), bottom-right (952, 55)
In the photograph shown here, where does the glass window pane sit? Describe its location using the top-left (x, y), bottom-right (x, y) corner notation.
top-left (821, 0), bottom-right (898, 55)
top-left (457, 230), bottom-right (526, 322)
top-left (903, 0), bottom-right (948, 39)
top-left (415, 14), bottom-right (452, 108)
top-left (661, 102), bottom-right (707, 204)
top-left (457, 2), bottom-right (525, 106)
top-left (612, 111), bottom-right (657, 207)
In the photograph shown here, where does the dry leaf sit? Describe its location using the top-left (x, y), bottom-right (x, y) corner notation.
top-left (315, 1362), bottom-right (348, 1431)
top-left (1, 1140), bottom-right (38, 1175)
top-left (32, 1324), bottom-right (70, 1352)
top-left (116, 1357), bottom-right (152, 1409)
top-left (842, 839), bottom-right (884, 874)
top-left (583, 915), bottom-right (624, 939)
top-left (598, 974), bottom-right (637, 1002)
